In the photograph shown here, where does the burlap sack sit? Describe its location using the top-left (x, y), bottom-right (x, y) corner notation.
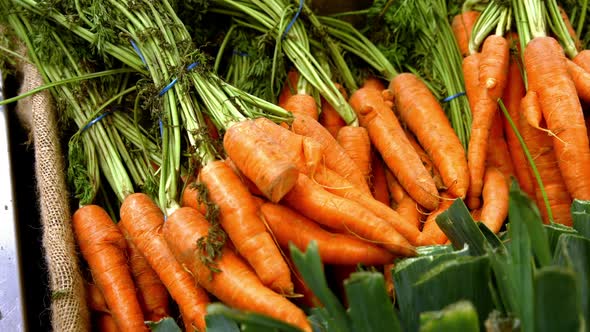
top-left (16, 57), bottom-right (90, 331)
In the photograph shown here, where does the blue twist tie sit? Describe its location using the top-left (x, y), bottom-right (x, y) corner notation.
top-left (232, 49), bottom-right (249, 57)
top-left (442, 91), bottom-right (466, 102)
top-left (159, 118), bottom-right (164, 138)
top-left (81, 111), bottom-right (112, 134)
top-left (130, 39), bottom-right (147, 66)
top-left (158, 62), bottom-right (200, 97)
top-left (282, 0), bottom-right (304, 40)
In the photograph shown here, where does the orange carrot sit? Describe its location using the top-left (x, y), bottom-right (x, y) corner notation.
top-left (86, 282), bottom-right (109, 314)
top-left (162, 207), bottom-right (312, 332)
top-left (337, 126), bottom-right (372, 182)
top-left (384, 263), bottom-right (395, 298)
top-left (385, 169), bottom-right (423, 230)
top-left (278, 69), bottom-right (299, 105)
top-left (283, 173), bottom-right (416, 256)
top-left (479, 167), bottom-right (509, 233)
top-left (486, 112), bottom-right (515, 179)
top-left (362, 77), bottom-right (386, 91)
top-left (479, 35), bottom-right (510, 97)
top-left (223, 158), bottom-right (265, 197)
top-left (389, 73), bottom-right (469, 199)
top-left (260, 202), bottom-right (395, 265)
top-left (573, 50), bottom-right (590, 73)
top-left (567, 59), bottom-right (590, 103)
top-left (180, 181), bottom-right (207, 215)
top-left (281, 93), bottom-right (320, 121)
top-left (519, 92), bottom-right (573, 226)
top-left (319, 94), bottom-right (346, 138)
top-left (502, 51), bottom-right (536, 197)
top-left (95, 313), bottom-right (119, 332)
top-left (405, 131), bottom-right (444, 190)
top-left (349, 87), bottom-right (440, 210)
top-left (199, 160), bottom-right (293, 294)
top-left (72, 205), bottom-right (147, 331)
top-left (452, 11), bottom-right (481, 57)
top-left (524, 37), bottom-right (590, 200)
top-left (119, 193), bottom-right (210, 331)
top-left (417, 194), bottom-right (455, 245)
top-left (223, 120), bottom-right (300, 203)
top-left (119, 223), bottom-right (170, 322)
top-left (370, 152), bottom-right (390, 206)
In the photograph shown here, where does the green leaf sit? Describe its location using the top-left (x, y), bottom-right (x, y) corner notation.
top-left (147, 317), bottom-right (182, 332)
top-left (290, 242), bottom-right (351, 332)
top-left (544, 223), bottom-right (577, 254)
top-left (436, 199), bottom-right (487, 255)
top-left (419, 300), bottom-right (480, 332)
top-left (477, 223), bottom-right (505, 250)
top-left (205, 312), bottom-right (240, 332)
top-left (205, 303), bottom-right (304, 332)
top-left (552, 234), bottom-right (590, 327)
top-left (344, 272), bottom-right (402, 332)
top-left (534, 266), bottom-right (583, 332)
top-left (571, 199), bottom-right (590, 239)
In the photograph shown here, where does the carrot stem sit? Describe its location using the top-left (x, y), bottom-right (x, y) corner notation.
top-left (576, 0), bottom-right (588, 39)
top-left (546, 0), bottom-right (578, 58)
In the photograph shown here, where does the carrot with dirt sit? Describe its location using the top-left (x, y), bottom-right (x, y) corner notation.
top-left (283, 173), bottom-right (416, 256)
top-left (259, 201), bottom-right (395, 265)
top-left (349, 86), bottom-right (440, 211)
top-left (162, 206), bottom-right (312, 332)
top-left (389, 73), bottom-right (469, 199)
top-left (337, 126), bottom-right (372, 183)
top-left (198, 160), bottom-right (294, 294)
top-left (72, 205), bottom-right (147, 331)
top-left (452, 10), bottom-right (481, 57)
top-left (479, 167), bottom-right (509, 233)
top-left (119, 223), bottom-right (170, 322)
top-left (386, 170), bottom-right (423, 230)
top-left (119, 193), bottom-right (210, 331)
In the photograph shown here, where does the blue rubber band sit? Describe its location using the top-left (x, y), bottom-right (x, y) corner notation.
top-left (130, 39), bottom-right (147, 66)
top-left (232, 49), bottom-right (249, 57)
top-left (282, 0), bottom-right (304, 40)
top-left (158, 62), bottom-right (199, 96)
top-left (442, 91), bottom-right (466, 102)
top-left (159, 118), bottom-right (164, 138)
top-left (80, 111), bottom-right (112, 134)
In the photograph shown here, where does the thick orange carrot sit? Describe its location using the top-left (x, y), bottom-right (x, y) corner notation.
top-left (371, 152), bottom-right (390, 206)
top-left (349, 87), bottom-right (440, 210)
top-left (180, 181), bottom-right (208, 215)
top-left (519, 92), bottom-right (573, 226)
top-left (486, 112), bottom-right (515, 179)
top-left (452, 11), bottom-right (481, 57)
top-left (417, 194), bottom-right (456, 245)
top-left (390, 73), bottom-right (469, 198)
top-left (386, 169), bottom-right (423, 230)
top-left (337, 126), bottom-right (372, 182)
top-left (278, 69), bottom-right (299, 105)
top-left (283, 173), bottom-right (416, 256)
top-left (524, 37), bottom-right (590, 200)
top-left (119, 194), bottom-right (210, 331)
top-left (290, 113), bottom-right (372, 195)
top-left (574, 50), bottom-right (590, 73)
top-left (362, 77), bottom-right (386, 91)
top-left (72, 205), bottom-right (147, 331)
top-left (405, 131), bottom-right (444, 190)
top-left (223, 158), bottom-right (265, 197)
top-left (86, 282), bottom-right (109, 314)
top-left (320, 100), bottom-right (346, 138)
top-left (119, 223), bottom-right (170, 322)
top-left (463, 53), bottom-right (481, 113)
top-left (95, 313), bottom-right (118, 332)
top-left (502, 52), bottom-right (536, 197)
top-left (162, 207), bottom-right (312, 332)
top-left (479, 167), bottom-right (509, 233)
top-left (567, 59), bottom-right (590, 103)
top-left (479, 35), bottom-right (510, 97)
top-left (260, 202), bottom-right (395, 265)
top-left (281, 93), bottom-right (320, 121)
top-left (199, 160), bottom-right (293, 294)
top-left (223, 120), bottom-right (300, 202)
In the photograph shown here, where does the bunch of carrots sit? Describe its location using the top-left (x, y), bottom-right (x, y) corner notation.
top-left (5, 0), bottom-right (590, 330)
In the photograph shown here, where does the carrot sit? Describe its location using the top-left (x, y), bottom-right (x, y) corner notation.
top-left (519, 92), bottom-right (573, 226)
top-left (566, 59), bottom-right (590, 103)
top-left (199, 160), bottom-right (293, 294)
top-left (223, 119), bottom-right (300, 203)
top-left (95, 313), bottom-right (118, 332)
top-left (417, 193), bottom-right (455, 245)
top-left (204, 113), bottom-right (220, 140)
top-left (389, 73), bottom-right (469, 199)
top-left (162, 207), bottom-right (312, 332)
top-left (349, 87), bottom-right (440, 210)
top-left (479, 35), bottom-right (510, 96)
top-left (451, 11), bottom-right (481, 57)
top-left (383, 263), bottom-right (395, 298)
top-left (260, 202), bottom-right (395, 265)
top-left (362, 77), bottom-right (386, 91)
top-left (486, 112), bottom-right (515, 179)
top-left (72, 205), bottom-right (147, 331)
top-left (119, 193), bottom-right (210, 331)
top-left (462, 53), bottom-right (481, 113)
top-left (479, 167), bottom-right (509, 233)
top-left (524, 37), bottom-right (590, 200)
top-left (573, 50), bottom-right (590, 73)
top-left (119, 223), bottom-right (170, 322)
top-left (559, 6), bottom-right (582, 52)
top-left (180, 182), bottom-right (207, 215)
top-left (223, 158), bottom-right (265, 197)
top-left (337, 126), bottom-right (372, 182)
top-left (278, 69), bottom-right (299, 105)
top-left (370, 152), bottom-right (390, 206)
top-left (290, 113), bottom-right (372, 195)
top-left (385, 169), bottom-right (423, 230)
top-left (319, 83), bottom-right (348, 138)
top-left (280, 93), bottom-right (319, 121)
top-left (502, 52), bottom-right (536, 197)
top-left (86, 282), bottom-right (109, 314)
top-left (283, 173), bottom-right (416, 256)
top-left (405, 131), bottom-right (444, 190)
